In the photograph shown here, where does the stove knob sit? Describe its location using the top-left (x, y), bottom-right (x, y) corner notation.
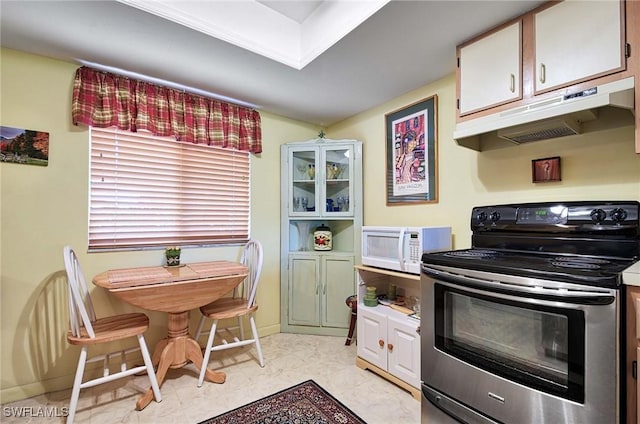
top-left (477, 211), bottom-right (488, 223)
top-left (590, 208), bottom-right (606, 223)
top-left (610, 208), bottom-right (628, 223)
top-left (489, 211), bottom-right (501, 223)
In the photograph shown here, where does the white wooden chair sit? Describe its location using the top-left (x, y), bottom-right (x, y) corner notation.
top-left (194, 240), bottom-right (265, 387)
top-left (63, 246), bottom-right (161, 423)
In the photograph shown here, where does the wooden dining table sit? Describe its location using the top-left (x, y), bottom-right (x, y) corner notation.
top-left (92, 260), bottom-right (248, 410)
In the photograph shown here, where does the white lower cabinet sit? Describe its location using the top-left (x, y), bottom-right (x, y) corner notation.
top-left (357, 304), bottom-right (421, 399)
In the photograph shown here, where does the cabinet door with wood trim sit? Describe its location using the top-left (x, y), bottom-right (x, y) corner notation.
top-left (637, 346), bottom-right (640, 424)
top-left (458, 21), bottom-right (521, 115)
top-left (534, 0), bottom-right (625, 93)
top-left (626, 286), bottom-right (640, 424)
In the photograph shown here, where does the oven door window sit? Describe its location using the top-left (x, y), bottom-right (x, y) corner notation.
top-left (434, 284), bottom-right (585, 403)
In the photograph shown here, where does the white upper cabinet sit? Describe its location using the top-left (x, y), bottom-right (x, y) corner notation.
top-left (459, 21), bottom-right (522, 115)
top-left (534, 0), bottom-right (624, 93)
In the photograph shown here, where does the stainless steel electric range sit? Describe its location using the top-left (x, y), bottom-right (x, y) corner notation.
top-left (420, 201), bottom-right (640, 424)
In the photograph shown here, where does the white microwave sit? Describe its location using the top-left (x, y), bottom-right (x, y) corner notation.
top-left (361, 226), bottom-right (452, 274)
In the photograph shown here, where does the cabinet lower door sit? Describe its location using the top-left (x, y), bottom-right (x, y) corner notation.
top-left (288, 256), bottom-right (320, 326)
top-left (637, 347), bottom-right (640, 424)
top-left (357, 307), bottom-right (387, 369)
top-left (387, 315), bottom-right (421, 388)
top-left (321, 256), bottom-right (355, 328)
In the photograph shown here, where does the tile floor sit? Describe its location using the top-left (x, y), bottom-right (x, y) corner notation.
top-left (1, 333), bottom-right (420, 423)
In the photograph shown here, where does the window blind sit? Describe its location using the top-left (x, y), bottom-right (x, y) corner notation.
top-left (89, 127), bottom-right (250, 250)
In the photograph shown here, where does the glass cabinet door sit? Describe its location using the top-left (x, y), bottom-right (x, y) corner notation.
top-left (322, 146), bottom-right (353, 216)
top-left (290, 147), bottom-right (318, 216)
top-left (288, 144), bottom-right (354, 217)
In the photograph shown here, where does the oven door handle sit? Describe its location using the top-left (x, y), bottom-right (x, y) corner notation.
top-left (422, 265), bottom-right (615, 305)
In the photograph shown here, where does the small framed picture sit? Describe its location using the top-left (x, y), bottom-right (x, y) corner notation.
top-left (532, 156), bottom-right (561, 183)
top-left (1, 125), bottom-right (49, 167)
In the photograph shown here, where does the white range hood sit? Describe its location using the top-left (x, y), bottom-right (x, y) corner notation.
top-left (454, 77), bottom-right (635, 150)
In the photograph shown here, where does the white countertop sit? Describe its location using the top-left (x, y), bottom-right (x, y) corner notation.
top-left (624, 260), bottom-right (640, 286)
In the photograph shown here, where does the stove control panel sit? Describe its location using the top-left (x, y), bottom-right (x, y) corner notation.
top-left (471, 201), bottom-right (639, 232)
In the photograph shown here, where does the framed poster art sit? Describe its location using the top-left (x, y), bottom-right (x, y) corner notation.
top-left (385, 95), bottom-right (438, 205)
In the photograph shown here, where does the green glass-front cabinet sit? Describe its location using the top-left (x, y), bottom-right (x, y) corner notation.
top-left (280, 138), bottom-right (363, 336)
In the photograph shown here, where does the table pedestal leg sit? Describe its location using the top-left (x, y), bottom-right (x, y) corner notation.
top-left (185, 336), bottom-right (226, 384)
top-left (135, 311), bottom-right (227, 411)
top-left (151, 338), bottom-right (169, 367)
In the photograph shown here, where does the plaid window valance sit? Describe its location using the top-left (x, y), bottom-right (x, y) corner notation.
top-left (71, 66), bottom-right (262, 153)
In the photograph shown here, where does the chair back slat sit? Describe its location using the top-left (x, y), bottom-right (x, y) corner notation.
top-left (63, 246), bottom-right (97, 339)
top-left (241, 240), bottom-right (263, 307)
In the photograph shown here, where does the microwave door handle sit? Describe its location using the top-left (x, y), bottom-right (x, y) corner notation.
top-left (398, 227), bottom-right (406, 271)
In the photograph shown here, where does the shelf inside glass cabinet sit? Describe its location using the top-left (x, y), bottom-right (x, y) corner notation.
top-left (289, 220), bottom-right (354, 252)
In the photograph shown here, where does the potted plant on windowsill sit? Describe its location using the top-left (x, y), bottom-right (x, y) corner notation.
top-left (165, 246), bottom-right (181, 266)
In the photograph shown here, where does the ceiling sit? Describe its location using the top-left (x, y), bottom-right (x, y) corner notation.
top-left (0, 0), bottom-right (545, 128)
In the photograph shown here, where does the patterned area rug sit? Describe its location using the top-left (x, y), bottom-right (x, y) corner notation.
top-left (198, 380), bottom-right (366, 424)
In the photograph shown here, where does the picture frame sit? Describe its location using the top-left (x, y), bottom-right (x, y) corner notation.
top-left (532, 156), bottom-right (561, 183)
top-left (1, 125), bottom-right (49, 167)
top-left (385, 95), bottom-right (438, 205)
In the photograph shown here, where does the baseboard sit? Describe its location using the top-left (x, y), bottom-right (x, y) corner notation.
top-left (355, 356), bottom-right (421, 401)
top-left (1, 374), bottom-right (71, 404)
top-left (279, 325), bottom-right (348, 337)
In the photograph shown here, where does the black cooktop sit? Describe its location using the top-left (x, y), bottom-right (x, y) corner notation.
top-left (421, 201), bottom-right (640, 288)
top-left (422, 248), bottom-right (637, 287)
